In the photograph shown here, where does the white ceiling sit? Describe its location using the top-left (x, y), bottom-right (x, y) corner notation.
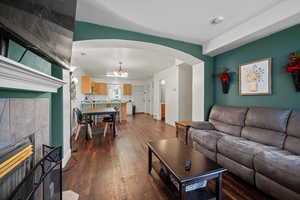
top-left (76, 0), bottom-right (300, 56)
top-left (73, 0), bottom-right (300, 79)
top-left (76, 0), bottom-right (283, 44)
top-left (72, 46), bottom-right (175, 80)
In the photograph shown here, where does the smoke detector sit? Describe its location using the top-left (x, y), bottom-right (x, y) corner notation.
top-left (210, 16), bottom-right (224, 25)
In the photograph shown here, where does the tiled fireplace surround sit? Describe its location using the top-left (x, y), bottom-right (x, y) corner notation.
top-left (0, 98), bottom-right (50, 161)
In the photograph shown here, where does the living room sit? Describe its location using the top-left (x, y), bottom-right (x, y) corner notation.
top-left (0, 0), bottom-right (300, 200)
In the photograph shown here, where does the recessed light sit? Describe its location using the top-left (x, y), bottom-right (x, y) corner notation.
top-left (210, 16), bottom-right (224, 25)
top-left (80, 52), bottom-right (86, 56)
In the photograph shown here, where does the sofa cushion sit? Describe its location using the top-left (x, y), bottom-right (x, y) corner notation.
top-left (217, 135), bottom-right (277, 168)
top-left (217, 154), bottom-right (255, 185)
top-left (287, 110), bottom-right (300, 137)
top-left (190, 121), bottom-right (215, 130)
top-left (242, 107), bottom-right (291, 147)
top-left (193, 142), bottom-right (216, 161)
top-left (209, 119), bottom-right (242, 137)
top-left (241, 127), bottom-right (286, 148)
top-left (284, 137), bottom-right (300, 156)
top-left (256, 173), bottom-right (300, 200)
top-left (209, 105), bottom-right (248, 126)
top-left (254, 150), bottom-right (300, 193)
top-left (192, 129), bottom-right (225, 152)
top-left (245, 107), bottom-right (291, 132)
top-left (285, 110), bottom-right (300, 155)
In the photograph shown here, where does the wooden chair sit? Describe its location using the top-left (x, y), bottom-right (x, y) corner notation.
top-left (103, 115), bottom-right (114, 138)
top-left (73, 108), bottom-right (93, 141)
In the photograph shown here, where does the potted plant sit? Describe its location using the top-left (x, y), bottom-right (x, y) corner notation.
top-left (285, 52), bottom-right (300, 91)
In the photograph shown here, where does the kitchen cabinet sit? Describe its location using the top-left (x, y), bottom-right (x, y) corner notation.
top-left (93, 82), bottom-right (108, 95)
top-left (82, 76), bottom-right (92, 94)
top-left (123, 84), bottom-right (132, 96)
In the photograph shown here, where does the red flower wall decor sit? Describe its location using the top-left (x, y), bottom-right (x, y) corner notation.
top-left (215, 69), bottom-right (232, 94)
top-left (285, 52), bottom-right (300, 91)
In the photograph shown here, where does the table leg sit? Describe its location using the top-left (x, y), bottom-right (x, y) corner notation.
top-left (113, 113), bottom-right (117, 137)
top-left (180, 184), bottom-right (187, 200)
top-left (85, 124), bottom-right (89, 140)
top-left (216, 174), bottom-right (222, 200)
top-left (148, 147), bottom-right (152, 174)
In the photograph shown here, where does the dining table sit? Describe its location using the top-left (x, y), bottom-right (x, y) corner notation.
top-left (82, 107), bottom-right (117, 138)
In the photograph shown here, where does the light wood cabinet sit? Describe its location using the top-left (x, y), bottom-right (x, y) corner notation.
top-left (121, 103), bottom-right (127, 121)
top-left (123, 84), bottom-right (132, 96)
top-left (82, 76), bottom-right (92, 94)
top-left (93, 82), bottom-right (108, 95)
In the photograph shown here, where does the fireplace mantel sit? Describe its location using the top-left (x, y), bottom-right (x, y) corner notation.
top-left (0, 56), bottom-right (65, 93)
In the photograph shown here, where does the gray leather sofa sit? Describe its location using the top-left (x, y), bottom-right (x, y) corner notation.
top-left (189, 105), bottom-right (300, 200)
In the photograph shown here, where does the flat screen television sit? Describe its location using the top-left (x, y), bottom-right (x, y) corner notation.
top-left (0, 0), bottom-right (77, 69)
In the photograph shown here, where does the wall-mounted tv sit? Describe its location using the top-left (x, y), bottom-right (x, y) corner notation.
top-left (0, 0), bottom-right (77, 69)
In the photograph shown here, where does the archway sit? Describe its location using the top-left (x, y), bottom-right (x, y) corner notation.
top-left (72, 39), bottom-right (205, 121)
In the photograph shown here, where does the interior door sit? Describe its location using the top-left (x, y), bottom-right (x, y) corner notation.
top-left (132, 85), bottom-right (145, 113)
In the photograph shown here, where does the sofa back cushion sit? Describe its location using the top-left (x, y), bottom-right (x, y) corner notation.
top-left (209, 105), bottom-right (248, 136)
top-left (285, 110), bottom-right (300, 155)
top-left (241, 107), bottom-right (291, 148)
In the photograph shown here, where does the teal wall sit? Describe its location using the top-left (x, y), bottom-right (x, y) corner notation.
top-left (8, 40), bottom-right (52, 75)
top-left (1, 40), bottom-right (64, 148)
top-left (74, 21), bottom-right (214, 118)
top-left (51, 65), bottom-right (64, 147)
top-left (214, 24), bottom-right (300, 109)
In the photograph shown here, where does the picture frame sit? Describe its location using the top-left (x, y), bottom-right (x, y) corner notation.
top-left (239, 58), bottom-right (272, 95)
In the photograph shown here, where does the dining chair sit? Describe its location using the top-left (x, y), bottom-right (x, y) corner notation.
top-left (103, 115), bottom-right (114, 138)
top-left (73, 108), bottom-right (93, 141)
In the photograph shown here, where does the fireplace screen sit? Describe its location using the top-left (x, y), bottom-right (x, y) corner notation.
top-left (9, 145), bottom-right (62, 200)
top-left (0, 137), bottom-right (34, 200)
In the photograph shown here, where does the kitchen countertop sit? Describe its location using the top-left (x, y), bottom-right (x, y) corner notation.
top-left (81, 100), bottom-right (132, 104)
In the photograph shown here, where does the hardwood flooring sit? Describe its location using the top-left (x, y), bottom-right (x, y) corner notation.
top-left (63, 114), bottom-right (272, 200)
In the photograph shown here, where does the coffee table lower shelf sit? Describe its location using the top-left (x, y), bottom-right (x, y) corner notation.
top-left (152, 161), bottom-right (216, 200)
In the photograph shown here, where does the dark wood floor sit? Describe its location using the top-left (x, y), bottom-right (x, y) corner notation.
top-left (63, 114), bottom-right (272, 200)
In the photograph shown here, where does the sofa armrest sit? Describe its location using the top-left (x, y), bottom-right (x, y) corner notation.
top-left (191, 121), bottom-right (215, 130)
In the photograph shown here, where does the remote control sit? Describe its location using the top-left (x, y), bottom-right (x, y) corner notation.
top-left (185, 160), bottom-right (192, 171)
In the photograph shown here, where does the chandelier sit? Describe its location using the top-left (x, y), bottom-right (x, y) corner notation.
top-left (106, 62), bottom-right (128, 78)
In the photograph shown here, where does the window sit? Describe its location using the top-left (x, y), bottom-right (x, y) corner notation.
top-left (108, 84), bottom-right (121, 100)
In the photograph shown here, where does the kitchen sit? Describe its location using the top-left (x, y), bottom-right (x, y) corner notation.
top-left (73, 74), bottom-right (148, 122)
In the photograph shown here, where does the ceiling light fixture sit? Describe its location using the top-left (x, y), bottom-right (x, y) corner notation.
top-left (210, 16), bottom-right (224, 25)
top-left (106, 62), bottom-right (128, 78)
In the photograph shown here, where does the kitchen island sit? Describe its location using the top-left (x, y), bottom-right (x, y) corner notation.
top-left (81, 100), bottom-right (130, 121)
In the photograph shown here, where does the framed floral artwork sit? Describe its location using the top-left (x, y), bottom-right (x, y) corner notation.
top-left (239, 58), bottom-right (272, 95)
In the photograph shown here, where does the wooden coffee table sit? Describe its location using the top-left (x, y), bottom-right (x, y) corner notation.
top-left (147, 139), bottom-right (227, 200)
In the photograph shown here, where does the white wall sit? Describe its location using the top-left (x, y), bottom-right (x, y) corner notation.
top-left (153, 65), bottom-right (179, 126)
top-left (192, 62), bottom-right (205, 121)
top-left (178, 63), bottom-right (192, 121)
top-left (71, 67), bottom-right (87, 110)
top-left (62, 70), bottom-right (71, 168)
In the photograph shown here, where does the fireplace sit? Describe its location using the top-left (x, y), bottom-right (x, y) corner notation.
top-left (0, 135), bottom-right (35, 200)
top-left (0, 98), bottom-right (51, 200)
top-left (9, 145), bottom-right (62, 200)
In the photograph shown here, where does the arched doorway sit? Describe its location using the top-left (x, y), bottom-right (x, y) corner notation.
top-left (72, 39), bottom-right (205, 121)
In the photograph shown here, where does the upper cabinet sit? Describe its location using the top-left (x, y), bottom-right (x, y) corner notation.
top-left (123, 84), bottom-right (132, 96)
top-left (94, 82), bottom-right (108, 95)
top-left (81, 76), bottom-right (108, 95)
top-left (81, 76), bottom-right (92, 94)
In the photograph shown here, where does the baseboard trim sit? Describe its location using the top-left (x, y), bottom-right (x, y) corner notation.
top-left (62, 148), bottom-right (71, 168)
